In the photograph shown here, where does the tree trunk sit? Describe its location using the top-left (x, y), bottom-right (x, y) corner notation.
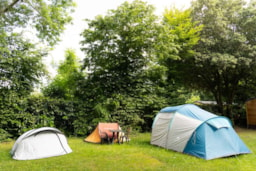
top-left (213, 90), bottom-right (224, 115)
top-left (225, 104), bottom-right (233, 124)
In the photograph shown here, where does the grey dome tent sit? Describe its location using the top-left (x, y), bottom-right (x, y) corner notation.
top-left (151, 104), bottom-right (251, 160)
top-left (10, 127), bottom-right (72, 160)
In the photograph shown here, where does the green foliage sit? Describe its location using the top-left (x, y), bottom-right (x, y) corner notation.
top-left (0, 0), bottom-right (76, 139)
top-left (76, 1), bottom-right (204, 134)
top-left (0, 32), bottom-right (46, 98)
top-left (0, 32), bottom-right (47, 139)
top-left (43, 49), bottom-right (84, 100)
top-left (189, 0), bottom-right (256, 119)
top-left (2, 1), bottom-right (204, 139)
top-left (0, 0), bottom-right (75, 45)
top-left (152, 7), bottom-right (202, 111)
top-left (162, 8), bottom-right (202, 59)
top-left (159, 7), bottom-right (202, 82)
top-left (80, 0), bottom-right (159, 97)
top-left (77, 0), bottom-right (169, 133)
top-left (4, 0), bottom-right (256, 140)
top-left (22, 95), bottom-right (79, 136)
top-left (0, 94), bottom-right (78, 139)
top-left (0, 129), bottom-right (11, 142)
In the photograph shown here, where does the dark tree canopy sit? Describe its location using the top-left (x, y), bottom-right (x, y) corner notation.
top-left (0, 33), bottom-right (46, 98)
top-left (187, 0), bottom-right (256, 119)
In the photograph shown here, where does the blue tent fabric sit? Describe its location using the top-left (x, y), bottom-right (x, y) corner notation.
top-left (184, 119), bottom-right (251, 160)
top-left (160, 104), bottom-right (217, 121)
top-left (151, 104), bottom-right (251, 160)
top-left (206, 117), bottom-right (231, 129)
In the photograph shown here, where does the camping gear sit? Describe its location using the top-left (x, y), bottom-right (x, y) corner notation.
top-left (151, 104), bottom-right (251, 160)
top-left (119, 127), bottom-right (131, 143)
top-left (84, 123), bottom-right (121, 143)
top-left (10, 127), bottom-right (72, 160)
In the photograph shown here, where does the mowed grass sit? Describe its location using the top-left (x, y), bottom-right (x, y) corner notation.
top-left (1, 128), bottom-right (256, 171)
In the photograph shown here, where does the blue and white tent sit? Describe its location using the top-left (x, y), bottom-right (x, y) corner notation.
top-left (150, 104), bottom-right (251, 160)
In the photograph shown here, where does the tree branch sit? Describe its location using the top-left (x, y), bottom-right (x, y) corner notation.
top-left (0, 0), bottom-right (20, 15)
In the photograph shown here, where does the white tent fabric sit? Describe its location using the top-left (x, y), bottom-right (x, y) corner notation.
top-left (166, 113), bottom-right (202, 152)
top-left (11, 127), bottom-right (72, 160)
top-left (151, 112), bottom-right (202, 152)
top-left (151, 112), bottom-right (174, 148)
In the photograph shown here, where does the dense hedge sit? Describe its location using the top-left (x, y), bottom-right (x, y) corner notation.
top-left (0, 94), bottom-right (163, 141)
top-left (0, 96), bottom-right (78, 140)
top-left (0, 94), bottom-right (246, 142)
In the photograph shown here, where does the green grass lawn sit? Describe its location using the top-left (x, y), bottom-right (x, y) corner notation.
top-left (1, 128), bottom-right (256, 171)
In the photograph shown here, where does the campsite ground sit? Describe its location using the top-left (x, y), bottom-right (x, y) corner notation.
top-left (1, 128), bottom-right (256, 171)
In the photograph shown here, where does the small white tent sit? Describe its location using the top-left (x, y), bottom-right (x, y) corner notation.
top-left (10, 127), bottom-right (72, 160)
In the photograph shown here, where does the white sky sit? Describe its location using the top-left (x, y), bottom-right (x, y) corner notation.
top-left (46, 0), bottom-right (191, 75)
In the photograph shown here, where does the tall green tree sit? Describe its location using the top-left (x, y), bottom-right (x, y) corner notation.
top-left (0, 0), bottom-right (76, 97)
top-left (0, 0), bottom-right (75, 45)
top-left (80, 0), bottom-right (159, 98)
top-left (0, 0), bottom-right (75, 138)
top-left (0, 0), bottom-right (76, 100)
top-left (156, 8), bottom-right (202, 105)
top-left (162, 8), bottom-right (202, 61)
top-left (0, 32), bottom-right (47, 138)
top-left (188, 0), bottom-right (256, 120)
top-left (43, 49), bottom-right (83, 100)
top-left (79, 0), bottom-right (164, 128)
top-left (0, 33), bottom-right (46, 99)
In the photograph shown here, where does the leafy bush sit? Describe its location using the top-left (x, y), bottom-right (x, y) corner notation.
top-left (0, 129), bottom-right (12, 142)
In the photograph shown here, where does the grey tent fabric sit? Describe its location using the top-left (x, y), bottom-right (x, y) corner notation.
top-left (10, 127), bottom-right (72, 160)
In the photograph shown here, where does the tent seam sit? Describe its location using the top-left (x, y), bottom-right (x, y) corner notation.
top-left (165, 112), bottom-right (175, 149)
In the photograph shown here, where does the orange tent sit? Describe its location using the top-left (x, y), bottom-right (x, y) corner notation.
top-left (84, 123), bottom-right (120, 143)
